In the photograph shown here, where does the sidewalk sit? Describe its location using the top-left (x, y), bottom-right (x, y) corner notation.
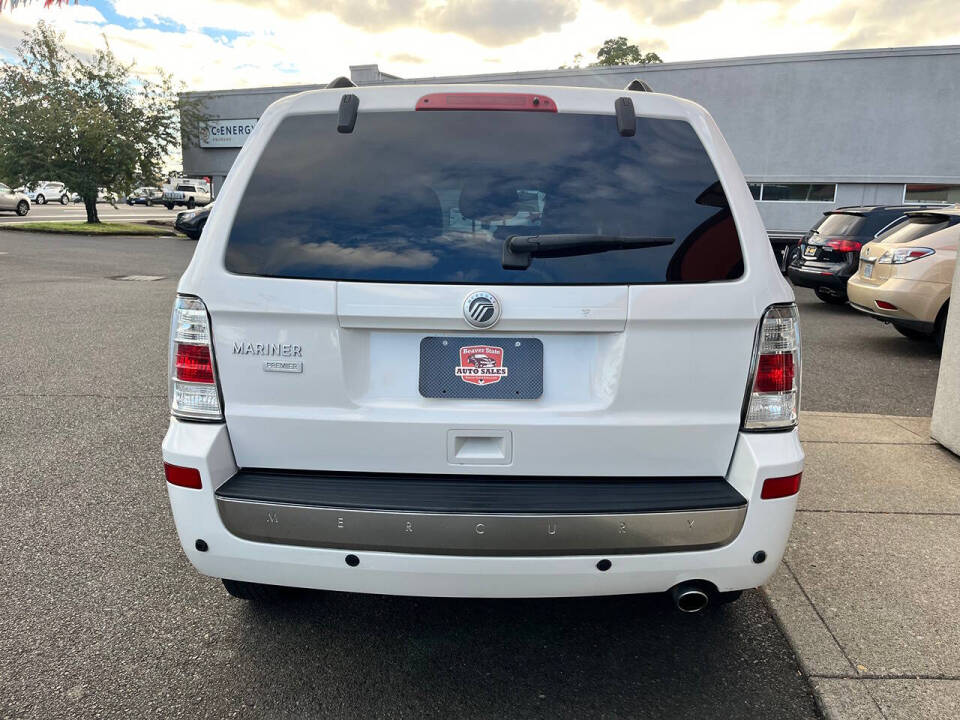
top-left (763, 411), bottom-right (960, 719)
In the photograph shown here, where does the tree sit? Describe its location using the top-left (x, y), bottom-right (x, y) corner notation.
top-left (0, 21), bottom-right (203, 223)
top-left (593, 37), bottom-right (662, 67)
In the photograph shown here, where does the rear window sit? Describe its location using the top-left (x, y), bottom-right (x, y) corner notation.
top-left (177, 185), bottom-right (196, 192)
top-left (878, 214), bottom-right (960, 244)
top-left (225, 111), bottom-right (743, 285)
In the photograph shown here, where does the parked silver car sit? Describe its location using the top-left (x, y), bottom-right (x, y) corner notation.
top-left (0, 183), bottom-right (30, 216)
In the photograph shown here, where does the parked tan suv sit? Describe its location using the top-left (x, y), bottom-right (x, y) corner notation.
top-left (848, 207), bottom-right (960, 348)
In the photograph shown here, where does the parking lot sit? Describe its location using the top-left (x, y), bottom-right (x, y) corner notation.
top-left (0, 230), bottom-right (943, 719)
top-left (0, 202), bottom-right (177, 226)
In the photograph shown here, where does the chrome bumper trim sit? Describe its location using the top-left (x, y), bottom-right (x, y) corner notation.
top-left (215, 498), bottom-right (748, 556)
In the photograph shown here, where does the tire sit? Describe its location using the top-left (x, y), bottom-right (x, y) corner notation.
top-left (934, 304), bottom-right (949, 350)
top-left (222, 578), bottom-right (287, 602)
top-left (815, 287), bottom-right (847, 305)
top-left (165, 203), bottom-right (174, 210)
top-left (186, 197), bottom-right (196, 210)
top-left (60, 194), bottom-right (69, 205)
top-left (36, 194), bottom-right (45, 205)
top-left (145, 199), bottom-right (152, 207)
top-left (893, 324), bottom-right (931, 341)
top-left (16, 200), bottom-right (29, 216)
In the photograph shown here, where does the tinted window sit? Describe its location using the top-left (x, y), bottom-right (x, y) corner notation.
top-left (905, 184), bottom-right (960, 204)
top-left (748, 183), bottom-right (761, 200)
top-left (177, 185), bottom-right (196, 192)
top-left (761, 183), bottom-right (836, 202)
top-left (226, 111), bottom-right (742, 285)
top-left (816, 212), bottom-right (866, 236)
top-left (879, 215), bottom-right (960, 244)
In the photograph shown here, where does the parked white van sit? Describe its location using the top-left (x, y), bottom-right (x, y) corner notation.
top-left (162, 84), bottom-right (803, 611)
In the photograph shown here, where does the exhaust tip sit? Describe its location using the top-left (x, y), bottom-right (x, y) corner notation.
top-left (670, 582), bottom-right (712, 613)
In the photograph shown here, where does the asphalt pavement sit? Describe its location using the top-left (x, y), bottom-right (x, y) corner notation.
top-left (1, 230), bottom-right (942, 719)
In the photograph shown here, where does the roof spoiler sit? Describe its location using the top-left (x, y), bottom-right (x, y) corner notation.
top-left (625, 79), bottom-right (652, 92)
top-left (327, 76), bottom-right (357, 89)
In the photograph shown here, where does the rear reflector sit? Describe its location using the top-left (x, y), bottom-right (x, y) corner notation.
top-left (876, 300), bottom-right (897, 310)
top-left (164, 462), bottom-right (202, 489)
top-left (175, 343), bottom-right (214, 383)
top-left (416, 93), bottom-right (557, 112)
top-left (761, 473), bottom-right (802, 500)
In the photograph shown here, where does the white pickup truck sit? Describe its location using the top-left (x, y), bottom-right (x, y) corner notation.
top-left (162, 179), bottom-right (212, 210)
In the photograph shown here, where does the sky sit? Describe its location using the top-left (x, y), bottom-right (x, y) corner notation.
top-left (0, 0), bottom-right (959, 92)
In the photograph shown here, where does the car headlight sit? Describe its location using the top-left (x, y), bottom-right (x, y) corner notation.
top-left (877, 247), bottom-right (935, 264)
top-left (180, 211), bottom-right (198, 221)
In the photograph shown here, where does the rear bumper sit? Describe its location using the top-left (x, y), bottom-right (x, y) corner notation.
top-left (162, 419), bottom-right (803, 598)
top-left (848, 276), bottom-right (948, 329)
top-left (787, 263), bottom-right (849, 291)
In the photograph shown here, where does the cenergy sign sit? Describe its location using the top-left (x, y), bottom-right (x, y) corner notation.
top-left (199, 118), bottom-right (258, 148)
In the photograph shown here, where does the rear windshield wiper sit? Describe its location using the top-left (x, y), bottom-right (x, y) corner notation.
top-left (503, 233), bottom-right (674, 269)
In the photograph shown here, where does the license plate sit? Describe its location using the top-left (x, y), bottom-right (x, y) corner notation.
top-left (803, 246), bottom-right (818, 258)
top-left (863, 262), bottom-right (874, 279)
top-left (419, 337), bottom-right (543, 399)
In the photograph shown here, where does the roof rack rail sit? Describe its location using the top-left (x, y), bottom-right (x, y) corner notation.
top-left (327, 76), bottom-right (357, 89)
top-left (625, 79), bottom-right (652, 92)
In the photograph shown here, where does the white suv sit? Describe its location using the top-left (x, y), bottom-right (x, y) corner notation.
top-left (27, 181), bottom-right (69, 205)
top-left (162, 84), bottom-right (803, 611)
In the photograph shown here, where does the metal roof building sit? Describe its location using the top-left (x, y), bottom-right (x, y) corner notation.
top-left (182, 45), bottom-right (960, 239)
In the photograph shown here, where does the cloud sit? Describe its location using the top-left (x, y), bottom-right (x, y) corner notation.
top-left (427, 0), bottom-right (579, 46)
top-left (820, 0), bottom-right (960, 49)
top-left (597, 0), bottom-right (724, 25)
top-left (227, 0), bottom-right (579, 46)
top-left (389, 51), bottom-right (426, 64)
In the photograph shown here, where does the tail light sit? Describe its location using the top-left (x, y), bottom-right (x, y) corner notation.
top-left (743, 304), bottom-right (801, 430)
top-left (825, 238), bottom-right (862, 253)
top-left (877, 247), bottom-right (935, 264)
top-left (169, 295), bottom-right (223, 420)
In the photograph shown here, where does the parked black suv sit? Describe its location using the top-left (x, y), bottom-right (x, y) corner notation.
top-left (788, 205), bottom-right (945, 304)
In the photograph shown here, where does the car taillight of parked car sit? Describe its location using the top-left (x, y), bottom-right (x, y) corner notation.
top-left (743, 304), bottom-right (801, 430)
top-left (169, 295), bottom-right (223, 420)
top-left (877, 247), bottom-right (936, 264)
top-left (825, 238), bottom-right (862, 253)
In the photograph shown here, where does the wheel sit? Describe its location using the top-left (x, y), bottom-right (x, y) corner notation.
top-left (893, 324), bottom-right (930, 341)
top-left (145, 199), bottom-right (152, 207)
top-left (36, 194), bottom-right (45, 205)
top-left (60, 194), bottom-right (68, 205)
top-left (186, 197), bottom-right (196, 209)
top-left (222, 578), bottom-right (287, 601)
top-left (934, 305), bottom-right (949, 350)
top-left (16, 200), bottom-right (29, 216)
top-left (815, 287), bottom-right (847, 305)
top-left (165, 203), bottom-right (174, 210)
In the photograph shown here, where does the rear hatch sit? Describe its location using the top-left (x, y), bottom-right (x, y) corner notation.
top-left (203, 95), bottom-right (767, 478)
top-left (858, 212), bottom-right (960, 284)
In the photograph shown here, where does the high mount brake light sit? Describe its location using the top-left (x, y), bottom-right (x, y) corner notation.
top-left (169, 295), bottom-right (223, 421)
top-left (415, 93), bottom-right (557, 112)
top-left (743, 304), bottom-right (801, 430)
